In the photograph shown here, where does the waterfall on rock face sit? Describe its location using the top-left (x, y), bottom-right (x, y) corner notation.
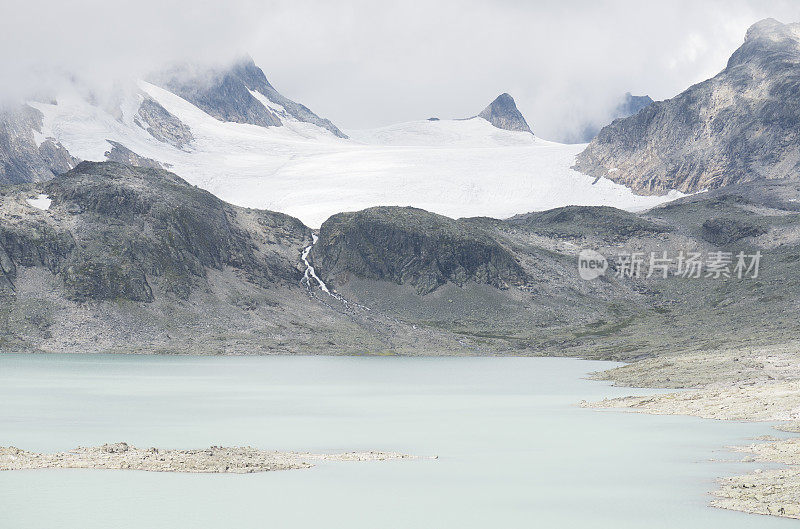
top-left (301, 234), bottom-right (330, 293)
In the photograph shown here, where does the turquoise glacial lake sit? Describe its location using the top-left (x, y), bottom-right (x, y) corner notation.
top-left (0, 354), bottom-right (795, 528)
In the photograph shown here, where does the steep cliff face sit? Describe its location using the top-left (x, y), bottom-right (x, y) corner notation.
top-left (574, 18), bottom-right (800, 194)
top-left (312, 206), bottom-right (528, 294)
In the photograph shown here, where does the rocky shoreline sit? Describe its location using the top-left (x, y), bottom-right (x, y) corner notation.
top-left (0, 443), bottom-right (418, 474)
top-left (583, 342), bottom-right (800, 520)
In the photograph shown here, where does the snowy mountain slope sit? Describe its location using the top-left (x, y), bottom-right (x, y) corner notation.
top-left (28, 80), bottom-right (683, 228)
top-left (345, 118), bottom-right (535, 147)
top-left (150, 57), bottom-right (347, 138)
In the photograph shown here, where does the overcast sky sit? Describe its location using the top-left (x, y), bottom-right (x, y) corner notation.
top-left (3, 0), bottom-right (800, 141)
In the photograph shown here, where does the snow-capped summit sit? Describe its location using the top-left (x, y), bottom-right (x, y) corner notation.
top-left (476, 93), bottom-right (533, 134)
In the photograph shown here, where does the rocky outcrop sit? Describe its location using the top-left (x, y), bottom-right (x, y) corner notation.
top-left (227, 57), bottom-right (347, 138)
top-left (153, 62), bottom-right (282, 128)
top-left (574, 19), bottom-right (800, 194)
top-left (312, 206), bottom-right (528, 294)
top-left (0, 104), bottom-right (76, 185)
top-left (104, 141), bottom-right (164, 169)
top-left (476, 93), bottom-right (533, 134)
top-left (152, 57), bottom-right (347, 138)
top-left (134, 97), bottom-right (194, 150)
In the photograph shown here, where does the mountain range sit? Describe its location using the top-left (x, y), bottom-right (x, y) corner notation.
top-left (0, 54), bottom-right (679, 227)
top-left (0, 18), bottom-right (799, 356)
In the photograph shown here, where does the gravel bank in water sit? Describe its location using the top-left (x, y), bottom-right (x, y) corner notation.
top-left (582, 343), bottom-right (800, 520)
top-left (0, 443), bottom-right (418, 474)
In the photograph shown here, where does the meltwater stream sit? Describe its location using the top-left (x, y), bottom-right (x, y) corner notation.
top-left (0, 355), bottom-right (794, 529)
top-left (301, 234), bottom-right (330, 293)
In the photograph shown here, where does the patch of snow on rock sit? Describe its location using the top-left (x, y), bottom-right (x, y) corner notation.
top-left (26, 194), bottom-right (52, 210)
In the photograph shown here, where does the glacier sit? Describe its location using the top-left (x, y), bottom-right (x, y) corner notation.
top-left (29, 81), bottom-right (683, 228)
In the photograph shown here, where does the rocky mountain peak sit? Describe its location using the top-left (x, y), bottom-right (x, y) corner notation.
top-left (744, 18), bottom-right (796, 42)
top-left (477, 93), bottom-right (533, 134)
top-left (574, 19), bottom-right (800, 194)
top-left (151, 56), bottom-right (347, 138)
top-left (727, 18), bottom-right (800, 69)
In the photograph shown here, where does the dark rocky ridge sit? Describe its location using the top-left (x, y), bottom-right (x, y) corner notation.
top-left (507, 205), bottom-right (670, 242)
top-left (0, 162), bottom-right (309, 303)
top-left (307, 180), bottom-right (800, 360)
top-left (575, 19), bottom-right (800, 194)
top-left (700, 218), bottom-right (767, 246)
top-left (476, 93), bottom-right (533, 134)
top-left (152, 57), bottom-right (347, 138)
top-left (312, 207), bottom-right (527, 294)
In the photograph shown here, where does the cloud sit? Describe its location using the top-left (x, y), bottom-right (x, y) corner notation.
top-left (2, 0), bottom-right (799, 141)
top-left (248, 0), bottom-right (800, 140)
top-left (0, 0), bottom-right (261, 101)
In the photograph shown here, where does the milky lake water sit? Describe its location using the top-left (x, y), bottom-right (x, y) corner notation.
top-left (0, 354), bottom-right (795, 528)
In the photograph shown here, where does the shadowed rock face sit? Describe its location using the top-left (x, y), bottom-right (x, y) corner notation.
top-left (575, 18), bottom-right (800, 194)
top-left (0, 105), bottom-right (76, 185)
top-left (152, 57), bottom-right (347, 138)
top-left (312, 206), bottom-right (528, 294)
top-left (477, 93), bottom-right (533, 134)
